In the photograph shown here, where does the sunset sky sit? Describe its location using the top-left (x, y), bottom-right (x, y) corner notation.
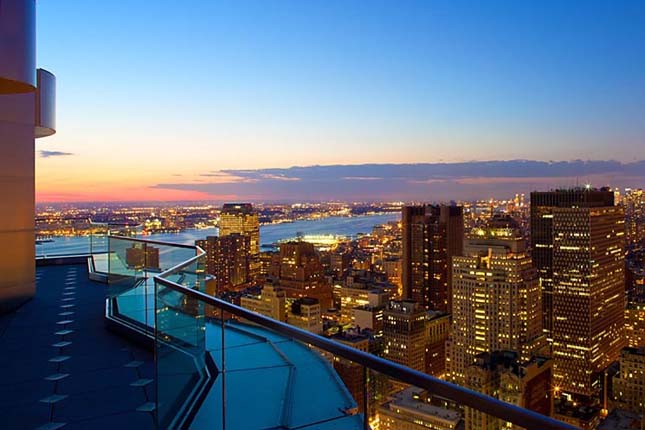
top-left (36, 1), bottom-right (645, 202)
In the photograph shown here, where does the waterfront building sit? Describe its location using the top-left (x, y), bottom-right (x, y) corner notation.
top-left (447, 216), bottom-right (545, 384)
top-left (402, 205), bottom-right (464, 313)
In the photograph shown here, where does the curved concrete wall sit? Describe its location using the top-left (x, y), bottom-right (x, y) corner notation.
top-left (0, 0), bottom-right (55, 313)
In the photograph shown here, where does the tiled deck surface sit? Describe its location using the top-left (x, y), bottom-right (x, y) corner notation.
top-left (0, 264), bottom-right (155, 430)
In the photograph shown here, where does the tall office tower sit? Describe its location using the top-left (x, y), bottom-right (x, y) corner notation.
top-left (401, 205), bottom-right (464, 313)
top-left (551, 203), bottom-right (625, 397)
top-left (624, 188), bottom-right (644, 248)
top-left (269, 241), bottom-right (332, 308)
top-left (464, 351), bottom-right (553, 430)
top-left (530, 188), bottom-right (615, 341)
top-left (0, 1), bottom-right (56, 313)
top-left (196, 234), bottom-right (251, 295)
top-left (383, 300), bottom-right (427, 372)
top-left (219, 203), bottom-right (260, 275)
top-left (447, 216), bottom-right (545, 384)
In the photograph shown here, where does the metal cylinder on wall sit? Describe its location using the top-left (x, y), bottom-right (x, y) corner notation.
top-left (0, 0), bottom-right (55, 313)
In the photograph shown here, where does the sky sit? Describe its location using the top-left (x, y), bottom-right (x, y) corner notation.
top-left (36, 0), bottom-right (645, 203)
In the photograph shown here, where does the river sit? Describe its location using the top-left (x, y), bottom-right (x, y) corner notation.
top-left (36, 213), bottom-right (400, 256)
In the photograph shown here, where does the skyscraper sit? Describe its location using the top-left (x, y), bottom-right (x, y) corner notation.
top-left (532, 188), bottom-right (625, 398)
top-left (402, 205), bottom-right (464, 313)
top-left (447, 216), bottom-right (545, 384)
top-left (530, 189), bottom-right (615, 341)
top-left (196, 234), bottom-right (251, 294)
top-left (550, 203), bottom-right (625, 397)
top-left (219, 203), bottom-right (260, 275)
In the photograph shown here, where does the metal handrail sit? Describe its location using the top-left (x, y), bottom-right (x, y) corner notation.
top-left (108, 234), bottom-right (197, 250)
top-left (120, 234), bottom-right (579, 430)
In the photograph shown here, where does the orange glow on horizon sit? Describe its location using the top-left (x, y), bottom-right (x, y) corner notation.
top-left (36, 187), bottom-right (235, 203)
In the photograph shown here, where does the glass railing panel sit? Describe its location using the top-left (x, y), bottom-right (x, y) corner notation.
top-left (35, 233), bottom-right (91, 258)
top-left (35, 217), bottom-right (93, 257)
top-left (89, 221), bottom-right (108, 254)
top-left (155, 275), bottom-right (207, 430)
top-left (106, 236), bottom-right (201, 331)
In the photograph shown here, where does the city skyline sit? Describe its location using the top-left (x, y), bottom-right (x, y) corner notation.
top-left (35, 1), bottom-right (645, 202)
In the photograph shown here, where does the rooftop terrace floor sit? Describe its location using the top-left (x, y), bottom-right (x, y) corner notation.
top-left (0, 264), bottom-right (155, 430)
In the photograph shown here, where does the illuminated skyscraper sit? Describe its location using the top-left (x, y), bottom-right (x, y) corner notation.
top-left (530, 189), bottom-right (615, 341)
top-left (447, 216), bottom-right (545, 384)
top-left (219, 203), bottom-right (260, 275)
top-left (402, 205), bottom-right (464, 313)
top-left (550, 203), bottom-right (625, 397)
top-left (196, 234), bottom-right (251, 294)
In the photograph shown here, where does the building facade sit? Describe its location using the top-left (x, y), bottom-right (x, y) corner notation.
top-left (219, 203), bottom-right (260, 275)
top-left (530, 189), bottom-right (615, 341)
top-left (550, 204), bottom-right (625, 397)
top-left (383, 300), bottom-right (427, 372)
top-left (448, 217), bottom-right (545, 384)
top-left (465, 351), bottom-right (553, 430)
top-left (196, 234), bottom-right (251, 294)
top-left (402, 205), bottom-right (464, 313)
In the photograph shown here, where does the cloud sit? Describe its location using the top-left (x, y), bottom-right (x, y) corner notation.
top-left (39, 150), bottom-right (74, 158)
top-left (151, 160), bottom-right (645, 202)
